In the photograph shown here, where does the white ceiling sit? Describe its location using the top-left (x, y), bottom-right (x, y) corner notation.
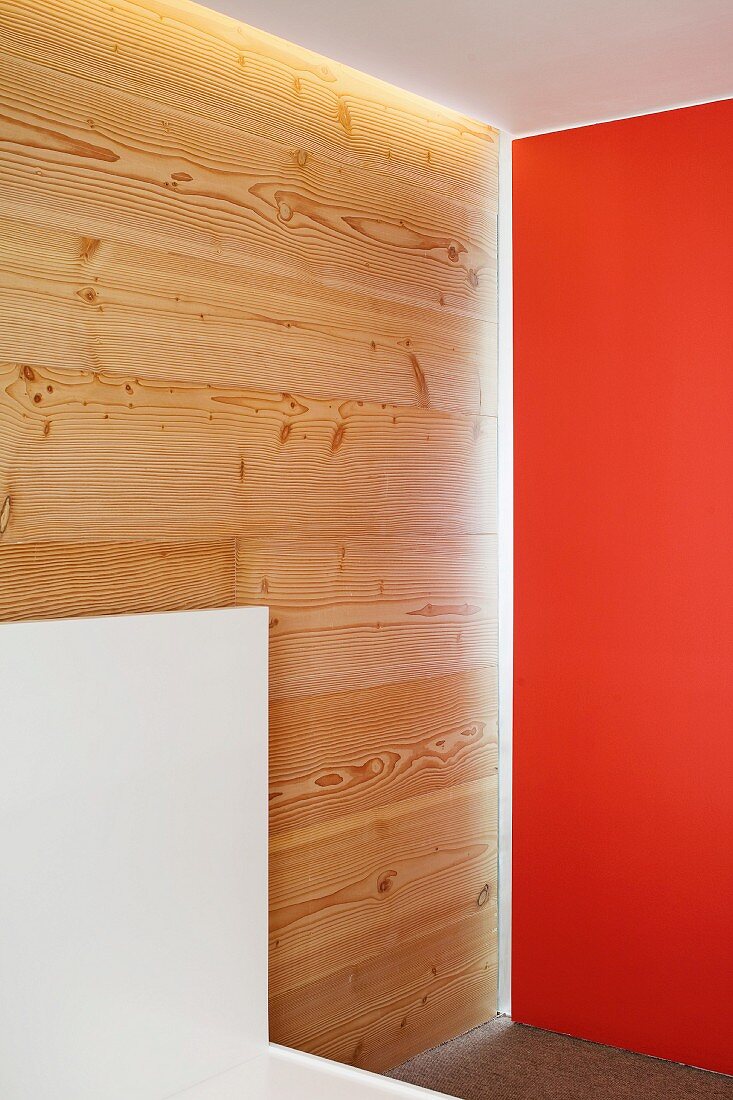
top-left (206, 0), bottom-right (732, 134)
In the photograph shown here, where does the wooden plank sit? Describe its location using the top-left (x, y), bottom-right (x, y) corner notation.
top-left (237, 535), bottom-right (497, 607)
top-left (0, 50), bottom-right (493, 250)
top-left (269, 776), bottom-right (497, 996)
top-left (269, 910), bottom-right (497, 1073)
top-left (0, 540), bottom-right (234, 621)
top-left (0, 0), bottom-right (498, 205)
top-left (269, 670), bottom-right (497, 838)
top-left (237, 536), bottom-right (497, 700)
top-left (0, 36), bottom-right (495, 319)
top-left (267, 610), bottom-right (496, 702)
top-left (0, 362), bottom-right (496, 543)
top-left (0, 215), bottom-right (496, 416)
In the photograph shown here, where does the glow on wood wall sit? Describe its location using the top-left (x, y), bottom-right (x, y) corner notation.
top-left (0, 0), bottom-right (499, 1072)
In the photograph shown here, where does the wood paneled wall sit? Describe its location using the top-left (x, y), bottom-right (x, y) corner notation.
top-left (0, 0), bottom-right (498, 1072)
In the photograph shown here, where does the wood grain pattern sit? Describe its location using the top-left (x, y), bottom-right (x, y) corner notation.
top-left (270, 776), bottom-right (497, 994)
top-left (269, 910), bottom-right (497, 1073)
top-left (269, 670), bottom-right (497, 838)
top-left (0, 215), bottom-right (496, 416)
top-left (0, 41), bottom-right (496, 319)
top-left (0, 0), bottom-right (498, 1071)
top-left (0, 540), bottom-right (234, 621)
top-left (0, 0), bottom-right (498, 202)
top-left (237, 536), bottom-right (497, 700)
top-left (0, 362), bottom-right (495, 542)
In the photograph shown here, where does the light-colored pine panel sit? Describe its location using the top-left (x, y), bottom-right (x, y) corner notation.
top-left (267, 617), bottom-right (496, 701)
top-left (0, 0), bottom-right (498, 205)
top-left (237, 536), bottom-right (496, 699)
top-left (237, 535), bottom-right (497, 607)
top-left (269, 776), bottom-right (497, 996)
top-left (269, 670), bottom-right (497, 837)
top-left (269, 911), bottom-right (497, 1073)
top-left (0, 40), bottom-right (495, 319)
top-left (0, 540), bottom-right (234, 621)
top-left (0, 215), bottom-right (496, 416)
top-left (0, 362), bottom-right (496, 543)
top-left (0, 50), bottom-right (493, 250)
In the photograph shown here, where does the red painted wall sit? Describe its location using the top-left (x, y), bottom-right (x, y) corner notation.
top-left (512, 99), bottom-right (733, 1075)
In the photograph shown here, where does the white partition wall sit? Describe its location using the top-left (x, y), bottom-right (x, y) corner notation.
top-left (0, 608), bottom-right (269, 1100)
top-left (0, 606), bottom-right (450, 1100)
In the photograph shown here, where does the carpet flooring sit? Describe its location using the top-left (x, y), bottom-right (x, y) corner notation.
top-left (387, 1017), bottom-right (732, 1099)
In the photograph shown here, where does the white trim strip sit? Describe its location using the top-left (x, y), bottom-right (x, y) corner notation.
top-left (269, 1045), bottom-right (451, 1097)
top-left (497, 130), bottom-right (514, 1018)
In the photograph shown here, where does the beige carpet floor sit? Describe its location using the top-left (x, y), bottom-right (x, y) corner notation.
top-left (387, 1017), bottom-right (732, 1099)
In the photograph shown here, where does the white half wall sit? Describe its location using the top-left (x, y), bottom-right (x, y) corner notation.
top-left (0, 608), bottom-right (269, 1100)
